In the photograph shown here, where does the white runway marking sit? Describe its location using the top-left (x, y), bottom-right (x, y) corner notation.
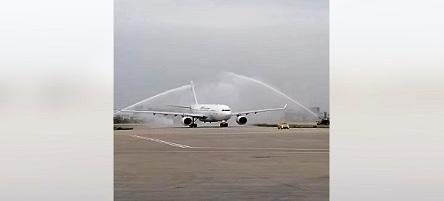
top-left (126, 134), bottom-right (328, 152)
top-left (119, 150), bottom-right (329, 154)
top-left (129, 135), bottom-right (193, 149)
top-left (194, 147), bottom-right (328, 151)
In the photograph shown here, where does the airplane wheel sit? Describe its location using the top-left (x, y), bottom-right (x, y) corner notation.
top-left (189, 123), bottom-right (197, 128)
top-left (220, 123), bottom-right (228, 127)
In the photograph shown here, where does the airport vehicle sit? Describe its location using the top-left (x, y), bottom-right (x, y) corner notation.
top-left (317, 112), bottom-right (330, 125)
top-left (277, 122), bottom-right (290, 129)
top-left (119, 81), bottom-right (287, 128)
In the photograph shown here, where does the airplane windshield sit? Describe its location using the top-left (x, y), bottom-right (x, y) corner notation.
top-left (222, 109), bottom-right (231, 111)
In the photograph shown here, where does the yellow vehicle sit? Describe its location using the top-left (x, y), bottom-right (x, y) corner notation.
top-left (277, 122), bottom-right (290, 129)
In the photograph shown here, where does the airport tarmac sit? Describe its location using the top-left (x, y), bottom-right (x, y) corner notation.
top-left (115, 126), bottom-right (329, 201)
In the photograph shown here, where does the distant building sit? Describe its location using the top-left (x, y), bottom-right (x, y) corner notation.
top-left (283, 108), bottom-right (314, 122)
top-left (309, 107), bottom-right (320, 116)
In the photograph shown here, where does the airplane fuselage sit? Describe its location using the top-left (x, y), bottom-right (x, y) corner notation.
top-left (190, 104), bottom-right (232, 122)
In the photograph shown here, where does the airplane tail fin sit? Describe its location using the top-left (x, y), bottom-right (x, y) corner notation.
top-left (190, 81), bottom-right (198, 104)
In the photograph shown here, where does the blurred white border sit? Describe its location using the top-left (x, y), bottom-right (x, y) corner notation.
top-left (331, 0), bottom-right (444, 200)
top-left (0, 1), bottom-right (113, 200)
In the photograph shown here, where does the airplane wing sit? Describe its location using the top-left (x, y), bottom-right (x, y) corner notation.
top-left (232, 104), bottom-right (287, 116)
top-left (120, 109), bottom-right (205, 118)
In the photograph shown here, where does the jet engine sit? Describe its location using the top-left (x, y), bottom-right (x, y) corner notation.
top-left (236, 116), bottom-right (247, 125)
top-left (182, 117), bottom-right (193, 126)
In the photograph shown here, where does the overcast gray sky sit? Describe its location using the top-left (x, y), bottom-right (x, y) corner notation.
top-left (115, 0), bottom-right (328, 114)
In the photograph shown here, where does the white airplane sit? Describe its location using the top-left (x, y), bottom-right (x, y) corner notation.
top-left (119, 81), bottom-right (287, 128)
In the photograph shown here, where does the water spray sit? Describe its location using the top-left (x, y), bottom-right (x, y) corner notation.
top-left (115, 84), bottom-right (191, 115)
top-left (225, 72), bottom-right (319, 118)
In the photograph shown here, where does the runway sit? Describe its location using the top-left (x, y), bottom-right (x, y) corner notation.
top-left (115, 126), bottom-right (329, 201)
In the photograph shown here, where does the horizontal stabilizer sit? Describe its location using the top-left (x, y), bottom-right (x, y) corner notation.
top-left (167, 105), bottom-right (191, 109)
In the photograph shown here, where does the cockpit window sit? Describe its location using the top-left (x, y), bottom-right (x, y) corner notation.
top-left (222, 109), bottom-right (231, 111)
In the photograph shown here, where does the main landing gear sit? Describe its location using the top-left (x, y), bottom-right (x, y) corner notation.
top-left (220, 122), bottom-right (228, 127)
top-left (189, 117), bottom-right (197, 128)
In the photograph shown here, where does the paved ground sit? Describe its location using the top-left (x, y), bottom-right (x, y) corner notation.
top-left (115, 126), bottom-right (329, 201)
